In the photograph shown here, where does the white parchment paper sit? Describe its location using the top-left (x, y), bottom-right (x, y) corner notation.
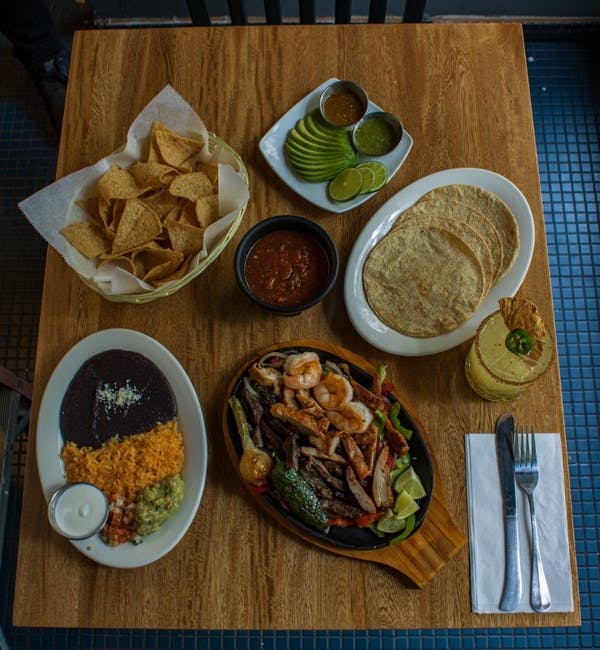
top-left (18, 85), bottom-right (250, 295)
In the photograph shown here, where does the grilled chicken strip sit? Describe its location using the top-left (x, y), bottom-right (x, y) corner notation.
top-left (371, 445), bottom-right (394, 508)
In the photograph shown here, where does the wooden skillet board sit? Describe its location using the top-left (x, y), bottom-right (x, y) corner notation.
top-left (222, 340), bottom-right (466, 587)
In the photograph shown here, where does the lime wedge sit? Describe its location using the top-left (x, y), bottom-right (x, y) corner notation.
top-left (357, 166), bottom-right (376, 194)
top-left (393, 490), bottom-right (420, 518)
top-left (393, 466), bottom-right (426, 500)
top-left (376, 510), bottom-right (407, 534)
top-left (328, 168), bottom-right (363, 202)
top-left (356, 161), bottom-right (388, 191)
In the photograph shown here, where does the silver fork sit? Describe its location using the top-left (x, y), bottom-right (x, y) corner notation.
top-left (514, 426), bottom-right (551, 612)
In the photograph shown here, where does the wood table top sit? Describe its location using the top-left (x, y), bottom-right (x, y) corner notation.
top-left (13, 22), bottom-right (580, 630)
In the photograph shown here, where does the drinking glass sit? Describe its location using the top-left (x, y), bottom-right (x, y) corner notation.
top-left (465, 310), bottom-right (553, 402)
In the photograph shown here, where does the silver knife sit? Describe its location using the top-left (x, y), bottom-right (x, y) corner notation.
top-left (496, 413), bottom-right (522, 611)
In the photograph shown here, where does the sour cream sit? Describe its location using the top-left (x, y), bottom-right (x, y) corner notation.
top-left (48, 483), bottom-right (109, 539)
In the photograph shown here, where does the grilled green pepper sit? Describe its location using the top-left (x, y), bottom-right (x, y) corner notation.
top-left (270, 456), bottom-right (329, 532)
top-left (505, 328), bottom-right (533, 354)
top-left (389, 402), bottom-right (413, 440)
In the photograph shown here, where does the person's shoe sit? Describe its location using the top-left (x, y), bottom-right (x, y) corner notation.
top-left (27, 45), bottom-right (70, 136)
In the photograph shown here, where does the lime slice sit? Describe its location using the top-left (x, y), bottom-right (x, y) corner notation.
top-left (393, 466), bottom-right (426, 500)
top-left (328, 168), bottom-right (363, 202)
top-left (376, 510), bottom-right (407, 534)
top-left (357, 166), bottom-right (376, 194)
top-left (393, 490), bottom-right (420, 518)
top-left (356, 161), bottom-right (388, 191)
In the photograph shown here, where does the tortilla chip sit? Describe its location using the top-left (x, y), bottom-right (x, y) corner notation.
top-left (129, 161), bottom-right (178, 189)
top-left (152, 121), bottom-right (206, 170)
top-left (195, 162), bottom-right (219, 189)
top-left (163, 201), bottom-right (184, 223)
top-left (153, 254), bottom-right (194, 286)
top-left (75, 196), bottom-right (101, 221)
top-left (178, 200), bottom-right (201, 226)
top-left (97, 252), bottom-right (137, 275)
top-left (166, 221), bottom-right (204, 257)
top-left (141, 189), bottom-right (179, 220)
top-left (195, 194), bottom-right (219, 228)
top-left (97, 166), bottom-right (149, 200)
top-left (61, 221), bottom-right (111, 259)
top-left (111, 198), bottom-right (162, 254)
top-left (137, 247), bottom-right (185, 284)
top-left (169, 171), bottom-right (213, 202)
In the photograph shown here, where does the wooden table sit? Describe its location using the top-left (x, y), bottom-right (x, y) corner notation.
top-left (13, 23), bottom-right (580, 630)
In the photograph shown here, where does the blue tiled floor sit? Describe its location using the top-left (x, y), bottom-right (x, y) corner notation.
top-left (1, 26), bottom-right (599, 650)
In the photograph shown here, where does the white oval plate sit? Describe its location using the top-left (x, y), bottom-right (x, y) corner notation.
top-left (344, 168), bottom-right (535, 356)
top-left (259, 78), bottom-right (413, 214)
top-left (36, 329), bottom-right (208, 568)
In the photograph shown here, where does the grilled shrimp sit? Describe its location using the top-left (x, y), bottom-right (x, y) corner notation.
top-left (282, 351), bottom-right (322, 390)
top-left (327, 401), bottom-right (374, 434)
top-left (313, 373), bottom-right (353, 411)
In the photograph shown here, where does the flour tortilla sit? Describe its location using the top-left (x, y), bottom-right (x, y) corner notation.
top-left (363, 225), bottom-right (486, 337)
top-left (417, 184), bottom-right (519, 279)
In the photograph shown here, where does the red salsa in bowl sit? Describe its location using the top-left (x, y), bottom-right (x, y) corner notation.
top-left (234, 216), bottom-right (339, 315)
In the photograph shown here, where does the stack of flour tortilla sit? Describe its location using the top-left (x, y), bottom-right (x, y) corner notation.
top-left (362, 184), bottom-right (520, 338)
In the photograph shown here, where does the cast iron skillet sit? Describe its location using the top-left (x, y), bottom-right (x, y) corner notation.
top-left (223, 341), bottom-right (434, 551)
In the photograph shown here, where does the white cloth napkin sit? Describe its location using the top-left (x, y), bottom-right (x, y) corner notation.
top-left (465, 432), bottom-right (574, 613)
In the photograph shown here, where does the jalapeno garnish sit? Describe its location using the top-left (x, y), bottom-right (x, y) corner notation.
top-left (505, 328), bottom-right (533, 354)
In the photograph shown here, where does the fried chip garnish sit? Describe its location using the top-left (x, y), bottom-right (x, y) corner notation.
top-left (499, 297), bottom-right (547, 343)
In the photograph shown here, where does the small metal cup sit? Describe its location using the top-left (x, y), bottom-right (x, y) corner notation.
top-left (352, 111), bottom-right (404, 156)
top-left (48, 482), bottom-right (109, 540)
top-left (319, 80), bottom-right (369, 129)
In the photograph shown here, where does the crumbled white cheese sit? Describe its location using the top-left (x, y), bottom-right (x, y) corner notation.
top-left (96, 380), bottom-right (142, 411)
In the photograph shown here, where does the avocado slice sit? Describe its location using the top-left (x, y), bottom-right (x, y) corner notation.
top-left (305, 112), bottom-right (352, 145)
top-left (294, 121), bottom-right (342, 149)
top-left (286, 131), bottom-right (346, 155)
top-left (287, 129), bottom-right (342, 153)
top-left (285, 142), bottom-right (356, 163)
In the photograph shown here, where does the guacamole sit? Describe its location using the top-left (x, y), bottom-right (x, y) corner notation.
top-left (136, 475), bottom-right (184, 535)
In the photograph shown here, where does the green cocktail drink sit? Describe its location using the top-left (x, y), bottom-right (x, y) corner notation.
top-left (465, 305), bottom-right (553, 402)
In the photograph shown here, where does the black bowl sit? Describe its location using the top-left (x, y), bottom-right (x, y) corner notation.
top-left (234, 215), bottom-right (339, 315)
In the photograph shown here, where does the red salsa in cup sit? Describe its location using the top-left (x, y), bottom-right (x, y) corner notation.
top-left (244, 229), bottom-right (330, 308)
